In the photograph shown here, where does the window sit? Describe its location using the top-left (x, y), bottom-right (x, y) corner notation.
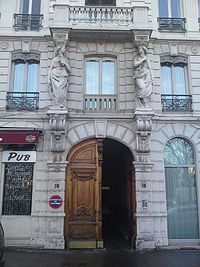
top-left (159, 0), bottom-right (181, 17)
top-left (2, 144), bottom-right (35, 216)
top-left (158, 0), bottom-right (186, 31)
top-left (164, 138), bottom-right (199, 239)
top-left (161, 56), bottom-right (188, 95)
top-left (85, 58), bottom-right (116, 95)
top-left (20, 0), bottom-right (41, 14)
top-left (84, 58), bottom-right (117, 111)
top-left (85, 0), bottom-right (116, 6)
top-left (14, 0), bottom-right (43, 31)
top-left (161, 56), bottom-right (192, 111)
top-left (7, 53), bottom-right (40, 111)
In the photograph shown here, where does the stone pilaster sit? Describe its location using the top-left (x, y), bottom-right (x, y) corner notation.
top-left (134, 108), bottom-right (155, 250)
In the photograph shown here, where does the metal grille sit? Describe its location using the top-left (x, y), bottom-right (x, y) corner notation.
top-left (6, 92), bottom-right (39, 111)
top-left (3, 163), bottom-right (33, 215)
top-left (158, 17), bottom-right (186, 31)
top-left (161, 94), bottom-right (192, 112)
top-left (13, 14), bottom-right (43, 31)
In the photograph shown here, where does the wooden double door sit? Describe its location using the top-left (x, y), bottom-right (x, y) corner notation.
top-left (65, 138), bottom-right (135, 249)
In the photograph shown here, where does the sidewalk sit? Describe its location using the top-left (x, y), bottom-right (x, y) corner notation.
top-left (4, 247), bottom-right (200, 267)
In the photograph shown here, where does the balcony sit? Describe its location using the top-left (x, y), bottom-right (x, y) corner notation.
top-left (6, 92), bottom-right (39, 111)
top-left (13, 14), bottom-right (43, 31)
top-left (84, 95), bottom-right (117, 112)
top-left (52, 5), bottom-right (151, 33)
top-left (158, 17), bottom-right (186, 31)
top-left (161, 95), bottom-right (192, 112)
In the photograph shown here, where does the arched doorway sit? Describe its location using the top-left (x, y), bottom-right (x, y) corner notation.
top-left (164, 138), bottom-right (199, 242)
top-left (65, 138), bottom-right (136, 249)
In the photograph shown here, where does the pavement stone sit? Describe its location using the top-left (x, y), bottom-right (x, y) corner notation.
top-left (4, 248), bottom-right (200, 267)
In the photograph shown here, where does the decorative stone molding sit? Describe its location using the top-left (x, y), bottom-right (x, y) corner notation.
top-left (47, 106), bottom-right (68, 162)
top-left (21, 39), bottom-right (32, 53)
top-left (135, 109), bottom-right (154, 154)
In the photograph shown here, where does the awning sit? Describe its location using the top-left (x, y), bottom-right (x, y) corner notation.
top-left (0, 129), bottom-right (39, 144)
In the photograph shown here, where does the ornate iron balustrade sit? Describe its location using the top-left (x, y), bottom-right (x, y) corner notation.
top-left (6, 92), bottom-right (39, 111)
top-left (161, 94), bottom-right (192, 112)
top-left (158, 17), bottom-right (186, 31)
top-left (84, 95), bottom-right (117, 111)
top-left (13, 14), bottom-right (43, 31)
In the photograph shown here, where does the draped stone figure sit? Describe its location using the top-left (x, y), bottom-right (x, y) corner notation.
top-left (133, 45), bottom-right (153, 108)
top-left (48, 44), bottom-right (71, 106)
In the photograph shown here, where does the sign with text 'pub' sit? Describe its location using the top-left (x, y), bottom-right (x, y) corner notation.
top-left (2, 151), bottom-right (36, 163)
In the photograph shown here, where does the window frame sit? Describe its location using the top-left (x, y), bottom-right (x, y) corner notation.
top-left (11, 53), bottom-right (40, 93)
top-left (85, 57), bottom-right (117, 95)
top-left (161, 56), bottom-right (189, 95)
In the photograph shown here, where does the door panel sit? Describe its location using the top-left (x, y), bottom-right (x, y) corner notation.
top-left (66, 139), bottom-right (103, 248)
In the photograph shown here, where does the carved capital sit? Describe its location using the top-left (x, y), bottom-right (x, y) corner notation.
top-left (52, 29), bottom-right (70, 49)
top-left (133, 31), bottom-right (150, 47)
top-left (135, 111), bottom-right (154, 154)
top-left (47, 107), bottom-right (68, 156)
top-left (47, 106), bottom-right (68, 132)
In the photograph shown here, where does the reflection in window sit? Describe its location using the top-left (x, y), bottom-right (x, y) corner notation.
top-left (86, 59), bottom-right (115, 95)
top-left (164, 138), bottom-right (199, 239)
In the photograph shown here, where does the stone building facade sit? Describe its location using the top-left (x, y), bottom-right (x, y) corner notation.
top-left (0, 0), bottom-right (200, 250)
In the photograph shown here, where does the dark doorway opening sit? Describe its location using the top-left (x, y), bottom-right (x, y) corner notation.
top-left (102, 138), bottom-right (135, 249)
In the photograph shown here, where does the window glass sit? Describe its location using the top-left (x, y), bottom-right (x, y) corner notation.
top-left (22, 0), bottom-right (29, 13)
top-left (27, 61), bottom-right (38, 92)
top-left (164, 138), bottom-right (194, 165)
top-left (31, 0), bottom-right (41, 14)
top-left (86, 61), bottom-right (99, 94)
top-left (161, 65), bottom-right (172, 94)
top-left (174, 65), bottom-right (186, 95)
top-left (171, 0), bottom-right (181, 18)
top-left (161, 59), bottom-right (187, 95)
top-left (159, 0), bottom-right (169, 17)
top-left (102, 61), bottom-right (115, 94)
top-left (13, 61), bottom-right (25, 92)
top-left (199, 0), bottom-right (200, 17)
top-left (164, 138), bottom-right (199, 239)
top-left (85, 59), bottom-right (116, 95)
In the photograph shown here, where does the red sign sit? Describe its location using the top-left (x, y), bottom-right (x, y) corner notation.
top-left (49, 195), bottom-right (62, 209)
top-left (0, 130), bottom-right (39, 144)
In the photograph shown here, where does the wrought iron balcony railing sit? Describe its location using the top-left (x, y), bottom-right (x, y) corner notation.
top-left (84, 95), bottom-right (117, 111)
top-left (158, 17), bottom-right (186, 31)
top-left (13, 14), bottom-right (43, 31)
top-left (6, 92), bottom-right (39, 111)
top-left (161, 94), bottom-right (192, 112)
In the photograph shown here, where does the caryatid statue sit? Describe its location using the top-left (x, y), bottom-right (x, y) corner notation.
top-left (133, 45), bottom-right (153, 108)
top-left (48, 42), bottom-right (71, 107)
